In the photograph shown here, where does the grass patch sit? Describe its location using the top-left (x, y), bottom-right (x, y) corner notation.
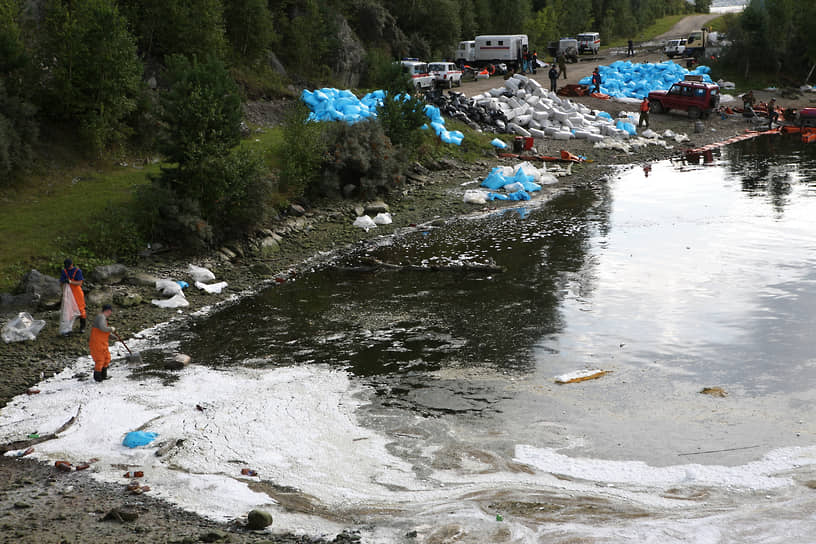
top-left (606, 14), bottom-right (688, 48)
top-left (0, 159), bottom-right (160, 291)
top-left (707, 15), bottom-right (729, 33)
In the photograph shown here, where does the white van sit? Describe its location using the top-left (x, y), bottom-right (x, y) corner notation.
top-left (455, 40), bottom-right (476, 64)
top-left (664, 38), bottom-right (687, 58)
top-left (474, 35), bottom-right (529, 70)
top-left (577, 32), bottom-right (600, 55)
top-left (400, 59), bottom-right (435, 90)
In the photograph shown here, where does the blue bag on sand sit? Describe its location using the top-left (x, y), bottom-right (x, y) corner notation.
top-left (481, 168), bottom-right (509, 190)
top-left (123, 431), bottom-right (158, 448)
top-left (491, 138), bottom-right (508, 149)
top-left (507, 190), bottom-right (531, 201)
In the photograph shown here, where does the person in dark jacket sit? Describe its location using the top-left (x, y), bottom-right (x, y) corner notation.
top-left (627, 39), bottom-right (634, 56)
top-left (591, 68), bottom-right (602, 93)
top-left (548, 64), bottom-right (559, 93)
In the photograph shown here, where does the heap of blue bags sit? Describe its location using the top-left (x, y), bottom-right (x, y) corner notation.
top-left (480, 166), bottom-right (542, 201)
top-left (300, 88), bottom-right (463, 145)
top-left (579, 61), bottom-right (714, 99)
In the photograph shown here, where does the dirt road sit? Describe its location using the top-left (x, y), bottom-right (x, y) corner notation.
top-left (654, 13), bottom-right (722, 41)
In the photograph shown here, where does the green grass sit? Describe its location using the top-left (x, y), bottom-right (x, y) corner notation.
top-left (0, 159), bottom-right (161, 290)
top-left (606, 14), bottom-right (689, 48)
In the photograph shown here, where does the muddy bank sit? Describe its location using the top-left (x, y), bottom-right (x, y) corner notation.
top-left (0, 108), bottom-right (787, 542)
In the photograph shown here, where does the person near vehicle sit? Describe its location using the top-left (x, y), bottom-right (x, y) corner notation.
top-left (90, 304), bottom-right (115, 382)
top-left (531, 51), bottom-right (538, 74)
top-left (742, 90), bottom-right (755, 110)
top-left (639, 96), bottom-right (650, 128)
top-left (627, 39), bottom-right (634, 57)
top-left (60, 258), bottom-right (86, 333)
top-left (591, 68), bottom-right (602, 94)
top-left (548, 64), bottom-right (559, 93)
top-left (768, 98), bottom-right (778, 128)
top-left (557, 54), bottom-right (567, 79)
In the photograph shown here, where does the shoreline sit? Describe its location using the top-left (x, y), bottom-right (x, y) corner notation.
top-left (0, 99), bottom-right (798, 541)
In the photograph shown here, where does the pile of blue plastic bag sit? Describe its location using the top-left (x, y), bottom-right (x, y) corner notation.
top-left (480, 166), bottom-right (543, 201)
top-left (579, 61), bottom-right (713, 99)
top-left (300, 88), bottom-right (463, 145)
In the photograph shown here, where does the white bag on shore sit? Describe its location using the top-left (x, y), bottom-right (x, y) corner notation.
top-left (151, 294), bottom-right (189, 308)
top-left (188, 264), bottom-right (216, 282)
top-left (195, 281), bottom-right (228, 294)
top-left (156, 279), bottom-right (184, 297)
top-left (3, 312), bottom-right (46, 343)
top-left (59, 283), bottom-right (80, 335)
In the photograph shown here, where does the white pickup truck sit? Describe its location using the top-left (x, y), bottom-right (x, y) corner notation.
top-left (428, 62), bottom-right (462, 88)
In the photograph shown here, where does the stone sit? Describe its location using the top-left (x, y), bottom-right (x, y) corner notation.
top-left (364, 200), bottom-right (389, 214)
top-left (250, 263), bottom-right (275, 277)
top-left (102, 508), bottom-right (139, 522)
top-left (700, 387), bottom-right (727, 397)
top-left (330, 15), bottom-right (365, 88)
top-left (17, 269), bottom-right (61, 309)
top-left (87, 287), bottom-right (113, 307)
top-left (114, 292), bottom-right (143, 307)
top-left (259, 237), bottom-right (280, 258)
top-left (353, 205), bottom-right (365, 217)
top-left (219, 247), bottom-right (237, 260)
top-left (0, 292), bottom-right (36, 310)
top-left (342, 184), bottom-right (357, 198)
top-left (288, 203), bottom-right (305, 216)
top-left (246, 509), bottom-right (273, 530)
top-left (90, 264), bottom-right (128, 283)
top-left (437, 157), bottom-right (458, 170)
top-left (226, 244), bottom-right (244, 258)
top-left (125, 272), bottom-right (158, 287)
top-left (199, 530), bottom-right (229, 542)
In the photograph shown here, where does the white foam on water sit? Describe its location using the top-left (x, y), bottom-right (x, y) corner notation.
top-left (515, 443), bottom-right (816, 490)
top-left (0, 363), bottom-right (426, 535)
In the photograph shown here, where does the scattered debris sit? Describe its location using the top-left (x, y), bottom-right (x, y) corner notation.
top-left (102, 508), bottom-right (140, 523)
top-left (241, 468), bottom-right (258, 477)
top-left (700, 387), bottom-right (727, 397)
top-left (555, 369), bottom-right (611, 384)
top-left (2, 312), bottom-right (46, 343)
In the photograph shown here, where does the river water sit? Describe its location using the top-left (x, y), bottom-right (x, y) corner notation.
top-left (3, 135), bottom-right (816, 542)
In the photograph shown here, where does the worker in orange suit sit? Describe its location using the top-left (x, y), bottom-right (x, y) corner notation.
top-left (90, 304), bottom-right (115, 382)
top-left (60, 258), bottom-right (86, 333)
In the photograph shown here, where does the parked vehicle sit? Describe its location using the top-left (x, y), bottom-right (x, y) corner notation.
top-left (685, 29), bottom-right (709, 58)
top-left (664, 38), bottom-right (687, 58)
top-left (473, 34), bottom-right (529, 70)
top-left (577, 32), bottom-right (600, 55)
top-left (798, 108), bottom-right (816, 128)
top-left (648, 77), bottom-right (720, 119)
top-left (455, 40), bottom-right (476, 65)
top-left (428, 62), bottom-right (462, 88)
top-left (400, 59), bottom-right (435, 90)
top-left (547, 38), bottom-right (579, 62)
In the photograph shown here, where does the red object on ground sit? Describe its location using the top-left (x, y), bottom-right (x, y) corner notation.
top-left (557, 84), bottom-right (587, 97)
top-left (559, 150), bottom-right (583, 162)
top-left (75, 463), bottom-right (90, 471)
top-left (241, 468), bottom-right (258, 476)
top-left (523, 137), bottom-right (534, 150)
top-left (55, 461), bottom-right (73, 472)
top-left (803, 132), bottom-right (816, 144)
top-left (589, 92), bottom-right (611, 99)
top-left (26, 388), bottom-right (40, 395)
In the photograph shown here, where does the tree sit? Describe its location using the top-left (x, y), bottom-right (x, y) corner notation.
top-left (0, 0), bottom-right (37, 178)
top-left (119, 0), bottom-right (227, 61)
top-left (38, 0), bottom-right (142, 153)
top-left (159, 55), bottom-right (242, 168)
top-left (223, 0), bottom-right (274, 63)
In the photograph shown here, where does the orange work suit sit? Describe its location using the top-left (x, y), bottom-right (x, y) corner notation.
top-left (63, 267), bottom-right (86, 319)
top-left (89, 324), bottom-right (111, 372)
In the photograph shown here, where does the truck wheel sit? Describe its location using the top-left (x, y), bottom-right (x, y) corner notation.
top-left (650, 101), bottom-right (663, 114)
top-left (447, 79), bottom-right (453, 89)
top-left (688, 106), bottom-right (702, 119)
top-left (456, 78), bottom-right (462, 87)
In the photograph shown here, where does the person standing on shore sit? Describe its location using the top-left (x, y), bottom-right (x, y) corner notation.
top-left (90, 304), bottom-right (115, 382)
top-left (627, 39), bottom-right (634, 57)
top-left (557, 54), bottom-right (567, 79)
top-left (59, 258), bottom-right (86, 334)
top-left (639, 96), bottom-right (650, 128)
top-left (591, 67), bottom-right (602, 94)
top-left (548, 64), bottom-right (559, 93)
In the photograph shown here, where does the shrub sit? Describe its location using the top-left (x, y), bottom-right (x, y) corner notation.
top-left (376, 91), bottom-right (426, 151)
top-left (277, 101), bottom-right (326, 197)
top-left (314, 119), bottom-right (403, 199)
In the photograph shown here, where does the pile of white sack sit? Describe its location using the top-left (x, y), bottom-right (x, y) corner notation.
top-left (470, 73), bottom-right (639, 143)
top-left (151, 265), bottom-right (228, 308)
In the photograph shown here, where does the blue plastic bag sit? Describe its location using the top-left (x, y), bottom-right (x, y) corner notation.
top-left (507, 190), bottom-right (531, 201)
top-left (490, 138), bottom-right (508, 149)
top-left (481, 168), bottom-right (509, 190)
top-left (123, 431), bottom-right (158, 448)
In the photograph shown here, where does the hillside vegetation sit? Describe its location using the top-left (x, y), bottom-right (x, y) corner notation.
top-left (0, 0), bottom-right (812, 289)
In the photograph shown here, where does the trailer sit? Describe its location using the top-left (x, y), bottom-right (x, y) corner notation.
top-left (473, 34), bottom-right (528, 70)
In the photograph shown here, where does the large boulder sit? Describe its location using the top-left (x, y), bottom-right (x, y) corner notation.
top-left (91, 264), bottom-right (128, 284)
top-left (331, 15), bottom-right (365, 89)
top-left (246, 509), bottom-right (273, 530)
top-left (17, 270), bottom-right (61, 309)
top-left (86, 287), bottom-right (113, 307)
top-left (124, 272), bottom-right (159, 287)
